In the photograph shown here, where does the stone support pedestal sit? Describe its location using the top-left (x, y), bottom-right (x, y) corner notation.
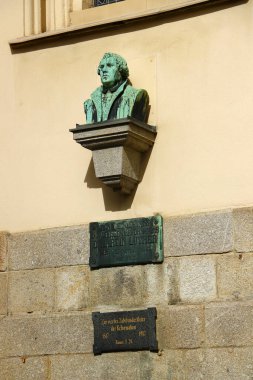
top-left (70, 117), bottom-right (157, 194)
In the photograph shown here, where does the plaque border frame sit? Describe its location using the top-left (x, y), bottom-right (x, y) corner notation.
top-left (89, 215), bottom-right (163, 269)
top-left (92, 307), bottom-right (158, 355)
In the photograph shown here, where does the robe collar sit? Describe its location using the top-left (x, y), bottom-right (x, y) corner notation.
top-left (102, 80), bottom-right (124, 94)
top-left (91, 80), bottom-right (129, 122)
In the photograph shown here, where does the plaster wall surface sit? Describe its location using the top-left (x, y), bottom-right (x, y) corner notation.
top-left (0, 1), bottom-right (253, 232)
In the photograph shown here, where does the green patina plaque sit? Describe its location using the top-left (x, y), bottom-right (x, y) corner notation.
top-left (89, 216), bottom-right (163, 268)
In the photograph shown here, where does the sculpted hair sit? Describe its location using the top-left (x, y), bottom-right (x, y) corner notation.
top-left (97, 52), bottom-right (129, 80)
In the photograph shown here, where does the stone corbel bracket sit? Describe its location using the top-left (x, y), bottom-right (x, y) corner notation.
top-left (70, 117), bottom-right (157, 194)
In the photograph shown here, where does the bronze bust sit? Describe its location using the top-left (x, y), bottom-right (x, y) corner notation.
top-left (84, 53), bottom-right (149, 123)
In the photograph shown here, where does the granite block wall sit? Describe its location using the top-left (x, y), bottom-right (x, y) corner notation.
top-left (1, 208), bottom-right (253, 379)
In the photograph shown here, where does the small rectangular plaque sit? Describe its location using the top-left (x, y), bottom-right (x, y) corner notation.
top-left (92, 308), bottom-right (158, 355)
top-left (89, 215), bottom-right (163, 268)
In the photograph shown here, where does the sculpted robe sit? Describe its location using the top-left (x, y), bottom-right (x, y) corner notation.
top-left (84, 80), bottom-right (149, 124)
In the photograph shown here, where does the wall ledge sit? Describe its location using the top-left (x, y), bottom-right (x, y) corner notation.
top-left (9, 0), bottom-right (244, 50)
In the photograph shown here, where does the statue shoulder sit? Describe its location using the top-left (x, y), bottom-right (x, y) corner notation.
top-left (91, 86), bottom-right (102, 101)
top-left (84, 87), bottom-right (101, 106)
top-left (124, 85), bottom-right (148, 99)
top-left (129, 86), bottom-right (150, 122)
top-left (84, 87), bottom-right (102, 123)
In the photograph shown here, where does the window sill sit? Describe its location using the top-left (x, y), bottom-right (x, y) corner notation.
top-left (9, 0), bottom-right (242, 50)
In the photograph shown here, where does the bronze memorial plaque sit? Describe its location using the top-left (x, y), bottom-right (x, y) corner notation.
top-left (89, 215), bottom-right (163, 268)
top-left (92, 308), bottom-right (158, 355)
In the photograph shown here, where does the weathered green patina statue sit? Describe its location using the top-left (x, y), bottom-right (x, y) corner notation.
top-left (84, 53), bottom-right (150, 123)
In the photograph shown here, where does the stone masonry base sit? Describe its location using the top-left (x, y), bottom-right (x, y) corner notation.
top-left (1, 207), bottom-right (253, 379)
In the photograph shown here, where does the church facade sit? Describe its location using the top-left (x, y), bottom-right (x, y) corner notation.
top-left (0, 0), bottom-right (253, 378)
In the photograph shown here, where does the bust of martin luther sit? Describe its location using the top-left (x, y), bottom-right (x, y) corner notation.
top-left (84, 53), bottom-right (150, 124)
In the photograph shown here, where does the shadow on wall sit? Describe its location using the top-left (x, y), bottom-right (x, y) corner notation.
top-left (84, 146), bottom-right (153, 211)
top-left (84, 159), bottom-right (136, 211)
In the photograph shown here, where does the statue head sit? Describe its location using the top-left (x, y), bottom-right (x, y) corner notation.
top-left (97, 53), bottom-right (129, 89)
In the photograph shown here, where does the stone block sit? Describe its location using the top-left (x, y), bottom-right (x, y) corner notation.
top-left (93, 146), bottom-right (142, 194)
top-left (89, 265), bottom-right (145, 308)
top-left (8, 225), bottom-right (89, 270)
top-left (95, 146), bottom-right (142, 181)
top-left (164, 210), bottom-right (233, 256)
top-left (181, 348), bottom-right (206, 379)
top-left (217, 253), bottom-right (253, 300)
top-left (179, 255), bottom-right (217, 302)
top-left (143, 258), bottom-right (180, 306)
top-left (205, 302), bottom-right (253, 347)
top-left (204, 347), bottom-right (253, 379)
top-left (233, 207), bottom-right (253, 252)
top-left (0, 273), bottom-right (7, 315)
top-left (71, 118), bottom-right (156, 194)
top-left (139, 350), bottom-right (184, 380)
top-left (56, 265), bottom-right (89, 311)
top-left (182, 347), bottom-right (253, 379)
top-left (0, 313), bottom-right (93, 357)
top-left (0, 356), bottom-right (49, 380)
top-left (8, 269), bottom-right (55, 314)
top-left (157, 305), bottom-right (203, 349)
top-left (50, 352), bottom-right (141, 380)
top-left (0, 232), bottom-right (7, 271)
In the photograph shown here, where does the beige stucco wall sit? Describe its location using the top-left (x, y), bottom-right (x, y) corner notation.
top-left (1, 0), bottom-right (253, 232)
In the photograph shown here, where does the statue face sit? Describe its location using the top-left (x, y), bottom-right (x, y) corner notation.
top-left (98, 56), bottom-right (121, 88)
